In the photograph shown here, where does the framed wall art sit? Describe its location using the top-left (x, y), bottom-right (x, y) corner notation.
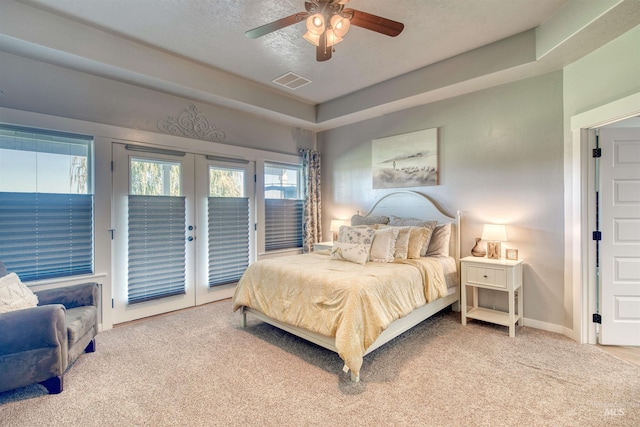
top-left (372, 128), bottom-right (438, 189)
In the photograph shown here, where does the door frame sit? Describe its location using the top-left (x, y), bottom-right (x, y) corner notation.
top-left (568, 92), bottom-right (640, 344)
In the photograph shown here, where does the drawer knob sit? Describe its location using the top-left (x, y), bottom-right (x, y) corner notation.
top-left (483, 275), bottom-right (488, 278)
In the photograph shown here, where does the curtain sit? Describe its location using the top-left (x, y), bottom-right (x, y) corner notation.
top-left (301, 149), bottom-right (322, 253)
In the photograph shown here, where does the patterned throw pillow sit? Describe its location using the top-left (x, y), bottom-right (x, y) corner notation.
top-left (330, 241), bottom-right (371, 265)
top-left (338, 225), bottom-right (376, 246)
top-left (0, 273), bottom-right (39, 314)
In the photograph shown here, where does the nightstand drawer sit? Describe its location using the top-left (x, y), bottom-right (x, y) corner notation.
top-left (465, 265), bottom-right (507, 289)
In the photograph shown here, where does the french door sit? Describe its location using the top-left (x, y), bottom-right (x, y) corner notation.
top-left (112, 143), bottom-right (254, 324)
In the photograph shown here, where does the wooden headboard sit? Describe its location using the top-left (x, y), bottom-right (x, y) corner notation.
top-left (363, 191), bottom-right (460, 265)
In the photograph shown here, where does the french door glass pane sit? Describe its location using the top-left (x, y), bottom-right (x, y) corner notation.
top-left (127, 158), bottom-right (185, 304)
top-left (208, 166), bottom-right (249, 287)
top-left (130, 158), bottom-right (180, 196)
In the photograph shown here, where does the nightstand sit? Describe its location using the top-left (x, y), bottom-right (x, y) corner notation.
top-left (460, 256), bottom-right (523, 337)
top-left (313, 241), bottom-right (334, 252)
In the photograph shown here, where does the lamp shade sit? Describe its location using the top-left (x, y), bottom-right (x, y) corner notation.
top-left (303, 31), bottom-right (320, 46)
top-left (481, 224), bottom-right (507, 242)
top-left (330, 219), bottom-right (347, 232)
top-left (306, 13), bottom-right (325, 35)
top-left (330, 14), bottom-right (351, 37)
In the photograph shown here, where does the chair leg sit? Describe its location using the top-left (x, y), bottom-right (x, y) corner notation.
top-left (40, 376), bottom-right (63, 394)
top-left (85, 338), bottom-right (96, 353)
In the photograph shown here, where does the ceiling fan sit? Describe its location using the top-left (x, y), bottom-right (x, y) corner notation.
top-left (245, 0), bottom-right (404, 62)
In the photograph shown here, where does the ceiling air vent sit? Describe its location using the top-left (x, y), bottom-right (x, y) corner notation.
top-left (272, 72), bottom-right (311, 90)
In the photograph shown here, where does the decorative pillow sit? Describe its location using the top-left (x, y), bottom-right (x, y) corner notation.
top-left (393, 226), bottom-right (411, 259)
top-left (426, 223), bottom-right (452, 257)
top-left (407, 227), bottom-right (431, 259)
top-left (338, 225), bottom-right (376, 245)
top-left (351, 214), bottom-right (389, 226)
top-left (0, 273), bottom-right (39, 314)
top-left (330, 242), bottom-right (371, 265)
top-left (369, 227), bottom-right (400, 263)
top-left (389, 216), bottom-right (437, 229)
top-left (377, 225), bottom-right (411, 259)
top-left (388, 216), bottom-right (437, 256)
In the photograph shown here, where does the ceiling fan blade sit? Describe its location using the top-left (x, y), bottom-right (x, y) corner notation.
top-left (316, 31), bottom-right (332, 61)
top-left (343, 9), bottom-right (404, 37)
top-left (245, 12), bottom-right (309, 39)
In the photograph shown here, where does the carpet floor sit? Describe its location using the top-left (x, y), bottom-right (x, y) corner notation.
top-left (1, 299), bottom-right (638, 426)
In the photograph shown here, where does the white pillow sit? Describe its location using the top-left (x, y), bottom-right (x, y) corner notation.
top-left (370, 227), bottom-right (400, 263)
top-left (377, 225), bottom-right (411, 259)
top-left (0, 273), bottom-right (39, 314)
top-left (330, 241), bottom-right (371, 265)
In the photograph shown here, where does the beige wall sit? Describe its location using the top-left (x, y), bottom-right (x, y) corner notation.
top-left (319, 71), bottom-right (565, 329)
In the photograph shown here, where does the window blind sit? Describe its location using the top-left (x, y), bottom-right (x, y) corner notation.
top-left (208, 197), bottom-right (250, 287)
top-left (128, 195), bottom-right (186, 304)
top-left (0, 192), bottom-right (93, 281)
top-left (264, 199), bottom-right (303, 251)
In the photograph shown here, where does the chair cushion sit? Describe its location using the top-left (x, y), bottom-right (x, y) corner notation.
top-left (65, 306), bottom-right (97, 347)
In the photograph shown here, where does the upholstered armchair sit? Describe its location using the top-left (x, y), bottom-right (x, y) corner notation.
top-left (0, 262), bottom-right (100, 394)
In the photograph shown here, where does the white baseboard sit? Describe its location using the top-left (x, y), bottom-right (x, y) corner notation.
top-left (562, 326), bottom-right (580, 342)
top-left (523, 317), bottom-right (564, 334)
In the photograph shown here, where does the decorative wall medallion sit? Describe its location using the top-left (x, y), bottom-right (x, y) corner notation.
top-left (157, 105), bottom-right (227, 142)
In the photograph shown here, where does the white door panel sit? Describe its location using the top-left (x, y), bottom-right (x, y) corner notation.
top-left (599, 128), bottom-right (640, 345)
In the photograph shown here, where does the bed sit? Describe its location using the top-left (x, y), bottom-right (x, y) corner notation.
top-left (233, 191), bottom-right (460, 382)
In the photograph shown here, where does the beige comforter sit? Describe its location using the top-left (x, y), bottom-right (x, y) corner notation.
top-left (232, 252), bottom-right (448, 378)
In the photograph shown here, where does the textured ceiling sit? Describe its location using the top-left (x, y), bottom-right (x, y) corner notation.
top-left (2, 0), bottom-right (639, 130)
top-left (16, 0), bottom-right (569, 104)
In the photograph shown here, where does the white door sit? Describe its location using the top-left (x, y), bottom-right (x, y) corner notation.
top-left (112, 143), bottom-right (196, 323)
top-left (599, 127), bottom-right (640, 345)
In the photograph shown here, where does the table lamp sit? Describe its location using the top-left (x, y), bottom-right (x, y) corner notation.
top-left (481, 224), bottom-right (507, 259)
top-left (330, 219), bottom-right (347, 241)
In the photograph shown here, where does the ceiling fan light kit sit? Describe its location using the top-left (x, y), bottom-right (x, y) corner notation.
top-left (245, 0), bottom-right (404, 62)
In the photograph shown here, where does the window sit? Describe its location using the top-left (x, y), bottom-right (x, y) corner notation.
top-left (264, 162), bottom-right (304, 251)
top-left (208, 166), bottom-right (250, 286)
top-left (0, 124), bottom-right (94, 281)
